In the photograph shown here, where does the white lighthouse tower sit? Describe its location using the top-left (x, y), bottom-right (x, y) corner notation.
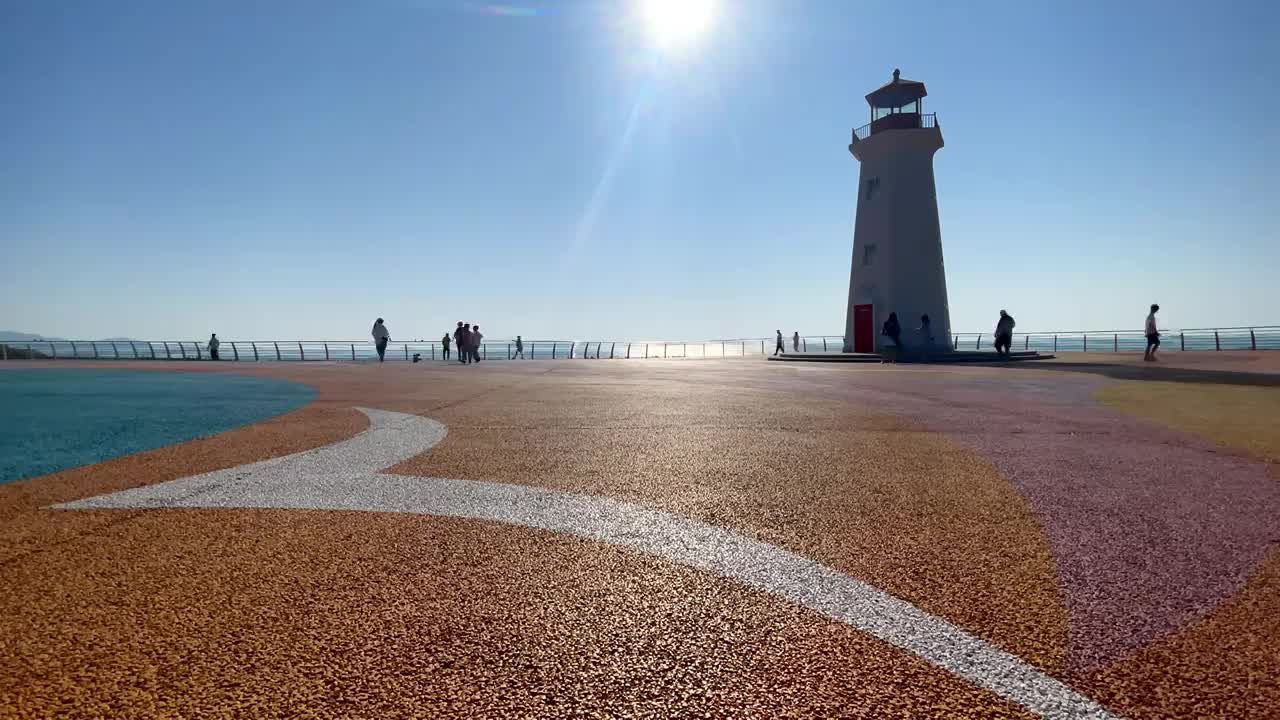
top-left (843, 69), bottom-right (951, 354)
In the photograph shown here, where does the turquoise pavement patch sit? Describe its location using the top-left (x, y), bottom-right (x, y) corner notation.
top-left (0, 369), bottom-right (315, 484)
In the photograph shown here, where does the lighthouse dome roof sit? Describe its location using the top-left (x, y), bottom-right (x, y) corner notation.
top-left (865, 68), bottom-right (928, 108)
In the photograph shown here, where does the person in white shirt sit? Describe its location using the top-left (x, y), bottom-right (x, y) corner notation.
top-left (994, 310), bottom-right (1015, 357)
top-left (1144, 304), bottom-right (1160, 362)
top-left (207, 333), bottom-right (220, 361)
top-left (371, 318), bottom-right (390, 362)
top-left (917, 314), bottom-right (934, 360)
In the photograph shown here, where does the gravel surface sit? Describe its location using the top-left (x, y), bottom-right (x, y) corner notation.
top-left (1, 356), bottom-right (1276, 718)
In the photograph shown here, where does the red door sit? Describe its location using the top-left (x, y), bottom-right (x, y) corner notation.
top-left (853, 303), bottom-right (874, 353)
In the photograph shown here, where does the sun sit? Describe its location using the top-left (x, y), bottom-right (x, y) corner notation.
top-left (640, 0), bottom-right (718, 50)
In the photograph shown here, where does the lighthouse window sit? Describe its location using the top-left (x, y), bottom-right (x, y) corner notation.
top-left (865, 177), bottom-right (880, 200)
top-left (863, 244), bottom-right (878, 267)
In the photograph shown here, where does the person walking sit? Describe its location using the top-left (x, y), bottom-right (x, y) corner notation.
top-left (792, 331), bottom-right (800, 353)
top-left (994, 310), bottom-right (1016, 357)
top-left (471, 325), bottom-right (484, 363)
top-left (512, 335), bottom-right (524, 359)
top-left (372, 318), bottom-right (390, 362)
top-left (1144, 304), bottom-right (1161, 362)
top-left (774, 330), bottom-right (785, 356)
top-left (207, 333), bottom-right (220, 361)
top-left (441, 332), bottom-right (451, 361)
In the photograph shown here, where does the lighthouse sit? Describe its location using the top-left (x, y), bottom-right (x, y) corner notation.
top-left (843, 69), bottom-right (951, 354)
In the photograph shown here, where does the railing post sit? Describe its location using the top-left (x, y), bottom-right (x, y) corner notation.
top-left (163, 342), bottom-right (171, 359)
top-left (683, 343), bottom-right (686, 357)
top-left (92, 342), bottom-right (100, 359)
top-left (483, 344), bottom-right (487, 360)
top-left (626, 343), bottom-right (632, 359)
top-left (822, 338), bottom-right (827, 351)
top-left (404, 344), bottom-right (409, 361)
top-left (1114, 334), bottom-right (1118, 352)
top-left (610, 342), bottom-right (616, 359)
top-left (645, 343), bottom-right (650, 359)
top-left (350, 343), bottom-right (355, 361)
top-left (553, 343), bottom-right (558, 359)
top-left (50, 342), bottom-right (57, 359)
top-left (299, 342), bottom-right (305, 360)
top-left (1214, 331), bottom-right (1220, 351)
top-left (975, 336), bottom-right (981, 350)
top-left (1180, 333), bottom-right (1185, 351)
top-left (111, 342), bottom-right (119, 359)
top-left (431, 345), bottom-right (435, 361)
top-left (1053, 335), bottom-right (1057, 352)
top-left (232, 342), bottom-right (240, 361)
top-left (273, 342), bottom-right (281, 361)
top-left (129, 341), bottom-right (138, 358)
top-left (530, 342), bottom-right (535, 359)
top-left (1251, 329), bottom-right (1257, 351)
top-left (194, 342), bottom-right (202, 360)
top-left (252, 342), bottom-right (260, 361)
top-left (760, 340), bottom-right (764, 355)
top-left (1024, 335), bottom-right (1029, 350)
top-left (1084, 334), bottom-right (1088, 352)
top-left (802, 338), bottom-right (807, 352)
top-left (179, 342), bottom-right (188, 360)
top-left (324, 343), bottom-right (330, 361)
top-left (664, 343), bottom-right (668, 359)
top-left (70, 341), bottom-right (78, 358)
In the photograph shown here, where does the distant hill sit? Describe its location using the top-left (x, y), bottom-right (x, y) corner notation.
top-left (0, 331), bottom-right (138, 342)
top-left (0, 331), bottom-right (62, 342)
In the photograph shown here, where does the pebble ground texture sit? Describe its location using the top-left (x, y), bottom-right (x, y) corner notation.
top-left (1, 352), bottom-right (1278, 719)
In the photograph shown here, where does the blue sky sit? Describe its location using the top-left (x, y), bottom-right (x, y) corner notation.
top-left (2, 0), bottom-right (1277, 341)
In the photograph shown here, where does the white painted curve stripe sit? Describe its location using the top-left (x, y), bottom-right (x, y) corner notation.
top-left (55, 408), bottom-right (1119, 720)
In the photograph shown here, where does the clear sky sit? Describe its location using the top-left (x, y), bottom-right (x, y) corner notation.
top-left (2, 0), bottom-right (1277, 341)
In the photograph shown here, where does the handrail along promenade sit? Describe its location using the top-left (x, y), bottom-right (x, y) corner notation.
top-left (2, 326), bottom-right (1276, 362)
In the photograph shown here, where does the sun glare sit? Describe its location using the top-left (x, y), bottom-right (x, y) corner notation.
top-left (640, 0), bottom-right (718, 50)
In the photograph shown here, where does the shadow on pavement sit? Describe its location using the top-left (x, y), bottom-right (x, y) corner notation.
top-left (1013, 361), bottom-right (1280, 387)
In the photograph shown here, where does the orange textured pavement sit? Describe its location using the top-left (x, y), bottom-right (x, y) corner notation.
top-left (1, 357), bottom-right (1277, 718)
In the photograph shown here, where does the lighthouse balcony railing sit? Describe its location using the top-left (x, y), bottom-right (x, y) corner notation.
top-left (853, 112), bottom-right (937, 141)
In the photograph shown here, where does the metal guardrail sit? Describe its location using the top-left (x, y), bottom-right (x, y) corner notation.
top-left (853, 112), bottom-right (937, 141)
top-left (2, 326), bottom-right (1277, 362)
top-left (948, 326), bottom-right (1280, 354)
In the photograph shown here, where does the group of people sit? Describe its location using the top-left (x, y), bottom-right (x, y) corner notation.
top-left (773, 330), bottom-right (802, 355)
top-left (445, 322), bottom-right (487, 364)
